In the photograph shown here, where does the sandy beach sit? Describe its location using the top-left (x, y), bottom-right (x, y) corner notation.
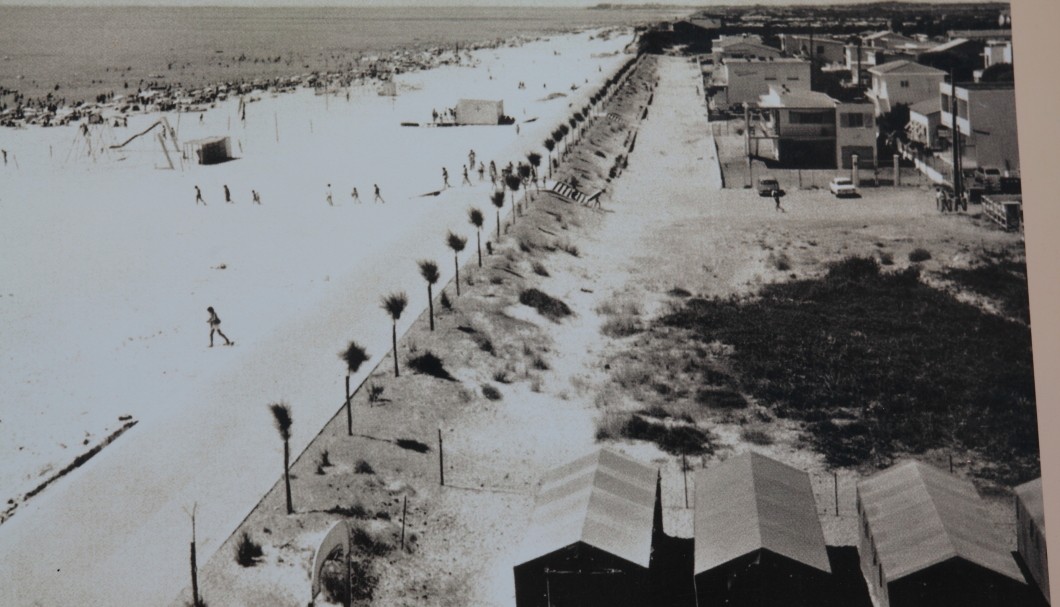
top-left (0, 28), bottom-right (635, 606)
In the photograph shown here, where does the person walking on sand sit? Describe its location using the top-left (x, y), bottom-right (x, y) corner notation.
top-left (478, 162), bottom-right (485, 181)
top-left (373, 183), bottom-right (385, 203)
top-left (468, 148), bottom-right (476, 169)
top-left (326, 184), bottom-right (334, 206)
top-left (462, 165), bottom-right (471, 186)
top-left (206, 306), bottom-right (233, 347)
top-left (351, 187), bottom-right (361, 203)
top-left (442, 167), bottom-right (450, 189)
top-left (772, 188), bottom-right (785, 213)
top-left (252, 190), bottom-right (261, 205)
top-left (224, 184), bottom-right (232, 203)
top-left (195, 185), bottom-right (205, 206)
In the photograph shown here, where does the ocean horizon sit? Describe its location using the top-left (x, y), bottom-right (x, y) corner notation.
top-left (0, 5), bottom-right (685, 103)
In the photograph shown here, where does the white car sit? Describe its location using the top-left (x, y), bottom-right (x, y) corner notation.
top-left (829, 177), bottom-right (858, 198)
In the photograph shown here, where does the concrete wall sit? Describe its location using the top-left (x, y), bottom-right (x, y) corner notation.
top-left (940, 84), bottom-right (1020, 171)
top-left (872, 72), bottom-right (946, 115)
top-left (721, 60), bottom-right (810, 109)
top-left (836, 101), bottom-right (878, 168)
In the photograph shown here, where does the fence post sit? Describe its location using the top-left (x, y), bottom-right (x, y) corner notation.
top-left (834, 471), bottom-right (839, 516)
top-left (682, 455), bottom-right (689, 509)
top-left (400, 495), bottom-right (408, 551)
top-left (438, 429), bottom-right (445, 486)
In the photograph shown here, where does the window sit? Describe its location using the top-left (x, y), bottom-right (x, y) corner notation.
top-left (817, 45), bottom-right (825, 55)
top-left (789, 110), bottom-right (832, 124)
top-left (941, 93), bottom-right (951, 110)
top-left (765, 76), bottom-right (777, 81)
top-left (787, 76), bottom-right (800, 80)
top-left (900, 80), bottom-right (910, 88)
top-left (842, 112), bottom-right (866, 128)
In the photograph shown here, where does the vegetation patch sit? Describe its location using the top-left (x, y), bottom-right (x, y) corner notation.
top-left (661, 256), bottom-right (1038, 482)
top-left (326, 502), bottom-right (369, 518)
top-left (943, 253), bottom-right (1030, 324)
top-left (482, 384), bottom-right (502, 401)
top-left (235, 532), bottom-right (264, 567)
top-left (395, 438), bottom-right (430, 453)
top-left (620, 415), bottom-right (713, 455)
top-left (519, 288), bottom-right (573, 321)
top-left (408, 351), bottom-right (456, 381)
top-left (908, 247), bottom-right (932, 262)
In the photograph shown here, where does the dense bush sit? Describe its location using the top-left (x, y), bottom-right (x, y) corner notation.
top-left (482, 384), bottom-right (502, 400)
top-left (519, 289), bottom-right (572, 320)
top-left (908, 248), bottom-right (932, 262)
top-left (621, 415), bottom-right (713, 455)
top-left (235, 532), bottom-right (264, 567)
top-left (408, 351), bottom-right (455, 381)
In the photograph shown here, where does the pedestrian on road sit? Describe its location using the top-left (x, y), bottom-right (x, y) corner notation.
top-left (195, 185), bottom-right (205, 206)
top-left (207, 306), bottom-right (233, 347)
top-left (351, 187), bottom-right (361, 203)
top-left (224, 184), bottom-right (232, 203)
top-left (772, 188), bottom-right (785, 213)
top-left (373, 184), bottom-right (385, 203)
top-left (326, 184), bottom-right (334, 206)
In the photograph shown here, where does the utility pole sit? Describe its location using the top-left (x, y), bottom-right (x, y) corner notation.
top-left (950, 71), bottom-right (963, 208)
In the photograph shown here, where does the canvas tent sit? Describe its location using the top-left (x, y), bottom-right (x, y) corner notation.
top-left (857, 461), bottom-right (1027, 607)
top-left (1015, 477), bottom-right (1049, 603)
top-left (513, 449), bottom-right (662, 607)
top-left (455, 99), bottom-right (504, 125)
top-left (694, 451), bottom-right (832, 607)
top-left (184, 136), bottom-right (232, 165)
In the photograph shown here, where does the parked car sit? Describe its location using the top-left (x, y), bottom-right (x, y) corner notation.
top-left (757, 176), bottom-right (781, 196)
top-left (829, 177), bottom-right (858, 197)
top-left (973, 166), bottom-right (1003, 191)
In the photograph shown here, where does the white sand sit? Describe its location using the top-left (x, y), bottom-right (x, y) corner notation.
top-left (0, 29), bottom-right (633, 606)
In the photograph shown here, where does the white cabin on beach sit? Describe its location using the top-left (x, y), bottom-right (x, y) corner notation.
top-left (455, 99), bottom-right (503, 125)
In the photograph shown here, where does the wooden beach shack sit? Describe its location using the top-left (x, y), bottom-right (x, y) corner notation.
top-left (455, 99), bottom-right (504, 125)
top-left (184, 136), bottom-right (232, 165)
top-left (1016, 477), bottom-right (1049, 603)
top-left (693, 451), bottom-right (832, 607)
top-left (856, 461), bottom-right (1027, 607)
top-left (513, 449), bottom-right (662, 607)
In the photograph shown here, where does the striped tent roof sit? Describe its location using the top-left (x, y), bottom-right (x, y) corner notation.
top-left (694, 451), bottom-right (831, 575)
top-left (858, 461), bottom-right (1024, 583)
top-left (516, 449), bottom-right (658, 569)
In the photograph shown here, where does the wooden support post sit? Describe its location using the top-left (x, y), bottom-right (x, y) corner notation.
top-left (189, 504), bottom-right (200, 607)
top-left (834, 471), bottom-right (839, 516)
top-left (438, 429), bottom-right (445, 486)
top-left (274, 112), bottom-right (279, 143)
top-left (682, 455), bottom-right (689, 509)
top-left (345, 375), bottom-right (352, 436)
top-left (401, 495), bottom-right (408, 551)
top-left (949, 454), bottom-right (954, 473)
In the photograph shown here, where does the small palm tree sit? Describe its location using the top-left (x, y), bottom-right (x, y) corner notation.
top-left (446, 231), bottom-right (467, 296)
top-left (491, 190), bottom-right (505, 239)
top-left (558, 124), bottom-right (570, 156)
top-left (468, 207), bottom-right (484, 267)
top-left (381, 292), bottom-right (407, 377)
top-left (517, 163), bottom-right (532, 205)
top-left (269, 402), bottom-right (294, 515)
top-left (504, 174), bottom-right (522, 223)
top-left (542, 139), bottom-right (555, 179)
top-left (340, 341), bottom-right (368, 436)
top-left (526, 152), bottom-right (542, 190)
top-left (568, 117), bottom-right (577, 144)
top-left (552, 127), bottom-right (564, 156)
top-left (418, 259), bottom-right (440, 331)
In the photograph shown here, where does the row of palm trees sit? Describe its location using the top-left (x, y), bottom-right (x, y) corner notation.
top-left (267, 54), bottom-right (646, 519)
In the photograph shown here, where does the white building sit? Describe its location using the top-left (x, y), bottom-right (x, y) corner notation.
top-left (712, 57), bottom-right (810, 111)
top-left (939, 81), bottom-right (1020, 172)
top-left (868, 60), bottom-right (947, 115)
